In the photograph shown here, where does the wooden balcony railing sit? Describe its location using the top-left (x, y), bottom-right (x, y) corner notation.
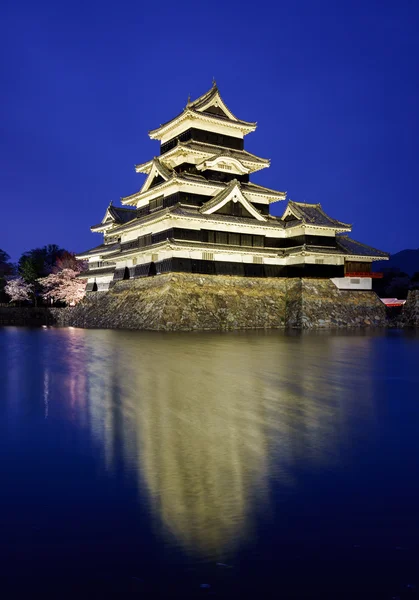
top-left (345, 272), bottom-right (383, 278)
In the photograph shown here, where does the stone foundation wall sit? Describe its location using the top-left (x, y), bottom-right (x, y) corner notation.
top-left (54, 274), bottom-right (288, 331)
top-left (0, 306), bottom-right (57, 327)
top-left (299, 279), bottom-right (387, 329)
top-left (402, 290), bottom-right (419, 327)
top-left (52, 274), bottom-right (387, 331)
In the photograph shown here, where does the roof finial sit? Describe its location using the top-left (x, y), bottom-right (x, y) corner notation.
top-left (187, 93), bottom-right (191, 106)
top-left (109, 200), bottom-right (113, 206)
top-left (212, 76), bottom-right (217, 87)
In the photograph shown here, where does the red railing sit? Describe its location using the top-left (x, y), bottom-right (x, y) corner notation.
top-left (345, 272), bottom-right (383, 279)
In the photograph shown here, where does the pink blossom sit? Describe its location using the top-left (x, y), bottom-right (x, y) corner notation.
top-left (39, 256), bottom-right (87, 305)
top-left (5, 277), bottom-right (33, 303)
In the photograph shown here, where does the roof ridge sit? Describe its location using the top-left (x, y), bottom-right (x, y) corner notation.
top-left (288, 200), bottom-right (351, 228)
top-left (188, 106), bottom-right (256, 127)
top-left (178, 140), bottom-right (269, 163)
top-left (146, 157), bottom-right (174, 181)
top-left (336, 235), bottom-right (389, 258)
top-left (199, 179), bottom-right (241, 213)
top-left (188, 83), bottom-right (219, 109)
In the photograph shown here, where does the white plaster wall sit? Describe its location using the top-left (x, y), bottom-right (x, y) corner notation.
top-left (331, 277), bottom-right (372, 290)
top-left (118, 217), bottom-right (344, 244)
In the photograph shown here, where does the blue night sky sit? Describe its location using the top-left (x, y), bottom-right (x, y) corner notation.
top-left (1, 0), bottom-right (418, 261)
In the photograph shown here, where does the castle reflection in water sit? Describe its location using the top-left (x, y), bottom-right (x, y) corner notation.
top-left (40, 329), bottom-right (376, 558)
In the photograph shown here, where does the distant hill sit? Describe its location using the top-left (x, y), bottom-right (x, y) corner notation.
top-left (377, 248), bottom-right (419, 276)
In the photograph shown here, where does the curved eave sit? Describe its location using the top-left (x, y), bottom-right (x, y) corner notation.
top-left (136, 150), bottom-right (270, 176)
top-left (303, 224), bottom-right (352, 233)
top-left (122, 176), bottom-right (287, 207)
top-left (76, 248), bottom-right (117, 260)
top-left (174, 141), bottom-right (270, 165)
top-left (148, 109), bottom-right (257, 140)
top-left (336, 236), bottom-right (389, 260)
top-left (345, 254), bottom-right (389, 261)
top-left (286, 202), bottom-right (352, 230)
top-left (281, 245), bottom-right (347, 257)
top-left (196, 155), bottom-right (250, 175)
top-left (243, 186), bottom-right (287, 202)
top-left (135, 160), bottom-right (153, 174)
top-left (107, 239), bottom-right (287, 262)
top-left (76, 252), bottom-right (96, 260)
top-left (121, 177), bottom-right (178, 205)
top-left (90, 222), bottom-right (115, 233)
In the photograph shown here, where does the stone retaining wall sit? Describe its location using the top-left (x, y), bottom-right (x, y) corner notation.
top-left (402, 290), bottom-right (419, 327)
top-left (0, 306), bottom-right (57, 327)
top-left (52, 274), bottom-right (387, 331)
top-left (299, 279), bottom-right (387, 329)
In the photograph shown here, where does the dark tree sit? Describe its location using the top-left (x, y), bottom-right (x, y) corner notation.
top-left (18, 245), bottom-right (65, 281)
top-left (0, 249), bottom-right (15, 302)
top-left (410, 272), bottom-right (419, 290)
top-left (384, 273), bottom-right (411, 300)
top-left (18, 245), bottom-right (65, 305)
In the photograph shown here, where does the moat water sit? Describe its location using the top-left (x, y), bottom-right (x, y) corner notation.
top-left (0, 327), bottom-right (418, 598)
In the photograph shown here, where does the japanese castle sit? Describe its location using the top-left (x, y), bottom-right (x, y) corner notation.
top-left (78, 82), bottom-right (387, 291)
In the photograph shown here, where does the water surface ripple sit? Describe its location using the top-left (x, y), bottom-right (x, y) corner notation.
top-left (0, 327), bottom-right (418, 597)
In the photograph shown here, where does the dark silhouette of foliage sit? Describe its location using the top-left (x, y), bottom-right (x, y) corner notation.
top-left (17, 245), bottom-right (65, 305)
top-left (0, 249), bottom-right (15, 302)
top-left (18, 244), bottom-right (64, 282)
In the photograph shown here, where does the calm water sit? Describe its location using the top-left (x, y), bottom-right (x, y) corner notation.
top-left (0, 327), bottom-right (418, 597)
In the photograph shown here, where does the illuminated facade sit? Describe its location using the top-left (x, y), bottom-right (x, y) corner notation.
top-left (77, 83), bottom-right (387, 291)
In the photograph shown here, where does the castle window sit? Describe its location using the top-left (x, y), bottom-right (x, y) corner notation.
top-left (150, 196), bottom-right (164, 211)
top-left (215, 231), bottom-right (228, 245)
top-left (241, 234), bottom-right (252, 247)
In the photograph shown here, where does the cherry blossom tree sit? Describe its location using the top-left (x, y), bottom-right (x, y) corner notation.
top-left (5, 276), bottom-right (33, 303)
top-left (38, 254), bottom-right (87, 305)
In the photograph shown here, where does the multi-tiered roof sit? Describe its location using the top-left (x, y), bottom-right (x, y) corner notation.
top-left (77, 83), bottom-right (387, 291)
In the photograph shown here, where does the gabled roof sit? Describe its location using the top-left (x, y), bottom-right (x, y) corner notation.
top-left (139, 158), bottom-right (174, 194)
top-left (282, 201), bottom-right (351, 230)
top-left (336, 235), bottom-right (389, 258)
top-left (196, 151), bottom-right (250, 175)
top-left (90, 203), bottom-right (137, 232)
top-left (135, 142), bottom-right (270, 174)
top-left (148, 83), bottom-right (257, 139)
top-left (122, 171), bottom-right (286, 206)
top-left (199, 179), bottom-right (267, 221)
top-left (108, 205), bottom-right (137, 224)
top-left (187, 82), bottom-right (240, 122)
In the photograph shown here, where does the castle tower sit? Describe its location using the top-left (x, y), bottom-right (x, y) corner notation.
top-left (77, 83), bottom-right (387, 292)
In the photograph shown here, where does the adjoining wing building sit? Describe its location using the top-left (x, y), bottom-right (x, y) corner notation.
top-left (77, 83), bottom-right (388, 292)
